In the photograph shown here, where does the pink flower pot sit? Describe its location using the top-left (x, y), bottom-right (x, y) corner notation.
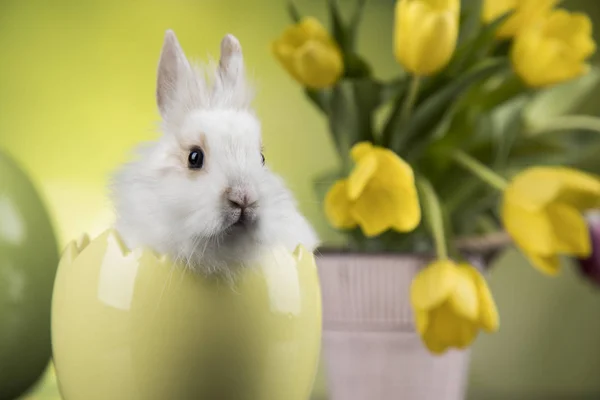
top-left (316, 251), bottom-right (471, 400)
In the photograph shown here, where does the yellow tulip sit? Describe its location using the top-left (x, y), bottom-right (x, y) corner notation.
top-left (511, 9), bottom-right (596, 87)
top-left (411, 260), bottom-right (499, 354)
top-left (394, 0), bottom-right (460, 76)
top-left (502, 167), bottom-right (600, 275)
top-left (482, 0), bottom-right (558, 39)
top-left (271, 17), bottom-right (344, 89)
top-left (324, 141), bottom-right (421, 237)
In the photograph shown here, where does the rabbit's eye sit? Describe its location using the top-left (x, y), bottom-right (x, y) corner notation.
top-left (261, 153), bottom-right (265, 166)
top-left (188, 148), bottom-right (204, 169)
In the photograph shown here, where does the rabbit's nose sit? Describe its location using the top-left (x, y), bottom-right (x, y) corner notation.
top-left (227, 189), bottom-right (257, 210)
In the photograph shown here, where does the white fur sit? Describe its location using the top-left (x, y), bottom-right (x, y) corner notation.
top-left (109, 30), bottom-right (319, 275)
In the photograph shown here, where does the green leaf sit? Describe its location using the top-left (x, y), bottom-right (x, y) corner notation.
top-left (327, 81), bottom-right (374, 165)
top-left (446, 10), bottom-right (513, 76)
top-left (287, 0), bottom-right (301, 23)
top-left (380, 96), bottom-right (405, 148)
top-left (445, 177), bottom-right (483, 215)
top-left (511, 135), bottom-right (569, 160)
top-left (304, 88), bottom-right (331, 113)
top-left (328, 78), bottom-right (406, 157)
top-left (567, 142), bottom-right (600, 174)
top-left (473, 131), bottom-right (572, 168)
top-left (344, 52), bottom-right (372, 78)
top-left (524, 67), bottom-right (600, 127)
top-left (416, 175), bottom-right (452, 260)
top-left (373, 77), bottom-right (410, 146)
top-left (406, 98), bottom-right (466, 163)
top-left (456, 1), bottom-right (480, 44)
top-left (392, 58), bottom-right (510, 155)
top-left (420, 107), bottom-right (477, 177)
top-left (327, 0), bottom-right (349, 52)
top-left (490, 96), bottom-right (527, 169)
top-left (442, 203), bottom-right (460, 260)
top-left (474, 72), bottom-right (529, 111)
top-left (380, 77), bottom-right (407, 105)
top-left (349, 80), bottom-right (378, 138)
top-left (348, 0), bottom-right (368, 50)
top-left (473, 214), bottom-right (501, 236)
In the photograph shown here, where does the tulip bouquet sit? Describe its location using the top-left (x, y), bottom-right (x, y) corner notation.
top-left (272, 0), bottom-right (600, 353)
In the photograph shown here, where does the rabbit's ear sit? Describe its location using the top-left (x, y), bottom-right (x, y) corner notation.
top-left (156, 30), bottom-right (194, 118)
top-left (218, 34), bottom-right (245, 87)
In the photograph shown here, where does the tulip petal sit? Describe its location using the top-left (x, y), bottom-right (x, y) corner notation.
top-left (545, 10), bottom-right (593, 49)
top-left (455, 321), bottom-right (479, 349)
top-left (448, 266), bottom-right (479, 321)
top-left (349, 187), bottom-right (400, 236)
top-left (294, 41), bottom-right (343, 89)
top-left (373, 148), bottom-right (416, 186)
top-left (299, 17), bottom-right (335, 44)
top-left (349, 149), bottom-right (419, 235)
top-left (371, 149), bottom-right (421, 232)
top-left (547, 203), bottom-right (591, 257)
top-left (511, 32), bottom-right (546, 86)
top-left (541, 57), bottom-right (589, 87)
top-left (410, 260), bottom-right (458, 311)
top-left (411, 10), bottom-right (458, 76)
top-left (428, 302), bottom-right (478, 350)
top-left (394, 0), bottom-right (423, 74)
top-left (507, 167), bottom-right (600, 209)
top-left (550, 167), bottom-right (600, 210)
top-left (278, 24), bottom-right (310, 48)
top-left (463, 264), bottom-right (499, 332)
top-left (347, 153), bottom-right (378, 201)
top-left (502, 195), bottom-right (556, 256)
top-left (324, 180), bottom-right (357, 229)
top-left (522, 248), bottom-right (562, 276)
top-left (271, 41), bottom-right (304, 83)
top-left (503, 167), bottom-right (600, 261)
top-left (495, 0), bottom-right (558, 38)
top-left (481, 0), bottom-right (515, 25)
top-left (272, 17), bottom-right (343, 88)
top-left (506, 167), bottom-right (564, 207)
top-left (422, 329), bottom-right (448, 354)
top-left (511, 8), bottom-right (596, 87)
top-left (350, 183), bottom-right (420, 236)
top-left (431, 0), bottom-right (460, 13)
top-left (350, 141), bottom-right (374, 162)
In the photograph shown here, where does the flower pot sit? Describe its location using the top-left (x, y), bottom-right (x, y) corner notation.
top-left (51, 229), bottom-right (322, 400)
top-left (316, 251), bottom-right (472, 400)
top-left (0, 150), bottom-right (59, 400)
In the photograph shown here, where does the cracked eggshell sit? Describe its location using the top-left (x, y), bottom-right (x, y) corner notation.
top-left (51, 229), bottom-right (322, 400)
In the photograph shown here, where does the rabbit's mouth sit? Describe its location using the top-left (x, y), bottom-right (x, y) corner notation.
top-left (223, 213), bottom-right (258, 236)
top-left (223, 205), bottom-right (259, 233)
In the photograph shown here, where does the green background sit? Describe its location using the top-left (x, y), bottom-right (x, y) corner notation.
top-left (2, 0), bottom-right (600, 399)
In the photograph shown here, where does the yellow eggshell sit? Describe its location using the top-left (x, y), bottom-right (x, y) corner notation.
top-left (51, 229), bottom-right (322, 400)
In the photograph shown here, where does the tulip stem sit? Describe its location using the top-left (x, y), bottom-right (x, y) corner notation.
top-left (451, 150), bottom-right (508, 191)
top-left (400, 75), bottom-right (421, 127)
top-left (416, 176), bottom-right (448, 260)
top-left (527, 115), bottom-right (600, 136)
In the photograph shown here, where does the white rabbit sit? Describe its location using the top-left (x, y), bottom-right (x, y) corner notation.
top-left (109, 30), bottom-right (319, 275)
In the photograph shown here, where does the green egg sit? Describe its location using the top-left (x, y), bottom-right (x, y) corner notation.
top-left (0, 150), bottom-right (59, 400)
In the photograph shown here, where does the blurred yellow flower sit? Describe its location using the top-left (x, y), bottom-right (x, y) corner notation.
top-left (324, 141), bottom-right (421, 237)
top-left (482, 0), bottom-right (558, 39)
top-left (511, 9), bottom-right (596, 87)
top-left (271, 17), bottom-right (344, 89)
top-left (502, 167), bottom-right (600, 275)
top-left (411, 260), bottom-right (499, 354)
top-left (394, 0), bottom-right (460, 76)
